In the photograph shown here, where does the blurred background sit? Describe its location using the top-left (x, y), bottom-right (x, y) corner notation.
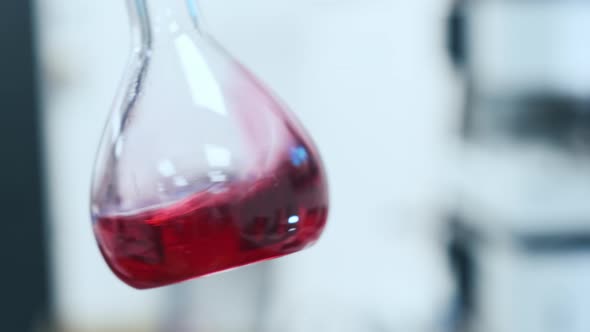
top-left (3, 0), bottom-right (590, 331)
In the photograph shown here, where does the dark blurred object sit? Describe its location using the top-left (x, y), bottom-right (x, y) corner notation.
top-left (445, 213), bottom-right (590, 332)
top-left (448, 0), bottom-right (590, 153)
top-left (0, 0), bottom-right (51, 331)
top-left (445, 216), bottom-right (478, 332)
top-left (445, 1), bottom-right (590, 332)
top-left (447, 0), bottom-right (467, 70)
top-left (466, 93), bottom-right (590, 153)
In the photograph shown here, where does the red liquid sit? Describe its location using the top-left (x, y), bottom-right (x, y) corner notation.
top-left (93, 152), bottom-right (328, 289)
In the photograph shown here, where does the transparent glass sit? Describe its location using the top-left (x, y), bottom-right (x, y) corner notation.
top-left (90, 0), bottom-right (329, 289)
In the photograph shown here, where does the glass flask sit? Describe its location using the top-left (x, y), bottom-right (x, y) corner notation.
top-left (90, 0), bottom-right (329, 289)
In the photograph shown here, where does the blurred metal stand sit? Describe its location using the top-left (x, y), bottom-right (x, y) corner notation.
top-left (445, 1), bottom-right (590, 332)
top-left (0, 1), bottom-right (51, 331)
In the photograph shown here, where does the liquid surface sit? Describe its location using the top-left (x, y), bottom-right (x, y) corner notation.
top-left (93, 153), bottom-right (328, 289)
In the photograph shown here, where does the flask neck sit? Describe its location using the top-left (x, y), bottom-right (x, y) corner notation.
top-left (127, 0), bottom-right (203, 52)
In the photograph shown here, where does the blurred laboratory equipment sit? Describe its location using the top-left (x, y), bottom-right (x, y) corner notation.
top-left (446, 1), bottom-right (590, 332)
